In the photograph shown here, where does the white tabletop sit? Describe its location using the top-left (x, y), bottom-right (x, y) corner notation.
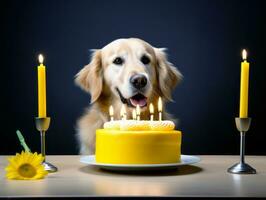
top-left (0, 155), bottom-right (265, 198)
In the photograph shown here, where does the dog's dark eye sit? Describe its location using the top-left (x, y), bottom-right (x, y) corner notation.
top-left (141, 55), bottom-right (150, 65)
top-left (113, 57), bottom-right (124, 65)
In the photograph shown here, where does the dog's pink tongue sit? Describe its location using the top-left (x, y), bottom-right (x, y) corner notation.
top-left (130, 98), bottom-right (147, 107)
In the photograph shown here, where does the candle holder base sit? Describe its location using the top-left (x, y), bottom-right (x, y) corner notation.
top-left (227, 162), bottom-right (256, 174)
top-left (43, 161), bottom-right (58, 173)
top-left (35, 117), bottom-right (58, 173)
top-left (227, 117), bottom-right (256, 174)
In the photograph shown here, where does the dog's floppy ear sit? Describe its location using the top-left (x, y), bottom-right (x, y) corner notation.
top-left (154, 48), bottom-right (182, 101)
top-left (75, 50), bottom-right (103, 103)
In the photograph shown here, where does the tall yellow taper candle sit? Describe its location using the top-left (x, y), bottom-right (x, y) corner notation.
top-left (239, 49), bottom-right (250, 118)
top-left (37, 54), bottom-right (47, 118)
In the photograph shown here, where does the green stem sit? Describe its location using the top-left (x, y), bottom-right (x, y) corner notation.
top-left (16, 130), bottom-right (31, 152)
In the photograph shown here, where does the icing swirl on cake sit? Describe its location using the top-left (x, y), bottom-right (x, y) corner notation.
top-left (103, 121), bottom-right (121, 130)
top-left (120, 120), bottom-right (150, 131)
top-left (103, 120), bottom-right (175, 131)
top-left (149, 120), bottom-right (175, 131)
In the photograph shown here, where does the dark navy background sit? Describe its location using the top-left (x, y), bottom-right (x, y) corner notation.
top-left (1, 0), bottom-right (266, 155)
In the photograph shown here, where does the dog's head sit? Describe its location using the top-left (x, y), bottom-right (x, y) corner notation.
top-left (75, 38), bottom-right (182, 113)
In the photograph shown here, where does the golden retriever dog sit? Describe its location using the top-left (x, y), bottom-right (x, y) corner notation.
top-left (75, 38), bottom-right (182, 155)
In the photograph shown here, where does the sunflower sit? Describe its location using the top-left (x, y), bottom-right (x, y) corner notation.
top-left (5, 151), bottom-right (48, 180)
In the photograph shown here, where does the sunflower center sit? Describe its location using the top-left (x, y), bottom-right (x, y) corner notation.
top-left (18, 164), bottom-right (37, 178)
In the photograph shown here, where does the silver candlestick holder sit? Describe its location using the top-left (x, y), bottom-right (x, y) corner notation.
top-left (227, 117), bottom-right (256, 174)
top-left (35, 117), bottom-right (58, 173)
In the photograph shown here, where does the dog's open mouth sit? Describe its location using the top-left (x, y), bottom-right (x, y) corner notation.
top-left (116, 88), bottom-right (147, 108)
top-left (129, 93), bottom-right (147, 107)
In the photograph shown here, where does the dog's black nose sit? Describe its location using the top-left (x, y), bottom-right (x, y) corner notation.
top-left (130, 74), bottom-right (147, 89)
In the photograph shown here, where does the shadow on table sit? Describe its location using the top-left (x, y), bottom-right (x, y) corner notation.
top-left (79, 165), bottom-right (202, 176)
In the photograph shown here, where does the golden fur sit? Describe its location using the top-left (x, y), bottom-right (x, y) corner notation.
top-left (75, 38), bottom-right (182, 154)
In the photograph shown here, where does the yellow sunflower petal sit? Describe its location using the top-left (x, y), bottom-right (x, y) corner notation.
top-left (31, 154), bottom-right (44, 168)
top-left (7, 158), bottom-right (18, 169)
top-left (5, 151), bottom-right (48, 180)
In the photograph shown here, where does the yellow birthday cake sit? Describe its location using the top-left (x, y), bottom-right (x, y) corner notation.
top-left (95, 120), bottom-right (182, 164)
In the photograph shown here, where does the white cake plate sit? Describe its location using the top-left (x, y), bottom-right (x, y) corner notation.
top-left (80, 155), bottom-right (200, 171)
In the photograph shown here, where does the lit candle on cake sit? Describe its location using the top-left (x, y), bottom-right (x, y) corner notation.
top-left (109, 105), bottom-right (114, 121)
top-left (136, 105), bottom-right (140, 121)
top-left (148, 97), bottom-right (175, 131)
top-left (120, 106), bottom-right (149, 130)
top-left (104, 105), bottom-right (119, 129)
top-left (132, 109), bottom-right (137, 120)
top-left (239, 49), bottom-right (250, 118)
top-left (120, 105), bottom-right (126, 120)
top-left (158, 97), bottom-right (162, 121)
top-left (37, 54), bottom-right (47, 118)
top-left (149, 103), bottom-right (154, 121)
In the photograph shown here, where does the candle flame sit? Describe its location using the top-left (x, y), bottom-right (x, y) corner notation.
top-left (149, 103), bottom-right (154, 114)
top-left (136, 105), bottom-right (140, 121)
top-left (158, 97), bottom-right (162, 112)
top-left (132, 109), bottom-right (137, 120)
top-left (242, 49), bottom-right (247, 60)
top-left (136, 105), bottom-right (141, 115)
top-left (120, 105), bottom-right (126, 119)
top-left (109, 105), bottom-right (114, 116)
top-left (38, 54), bottom-right (44, 64)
